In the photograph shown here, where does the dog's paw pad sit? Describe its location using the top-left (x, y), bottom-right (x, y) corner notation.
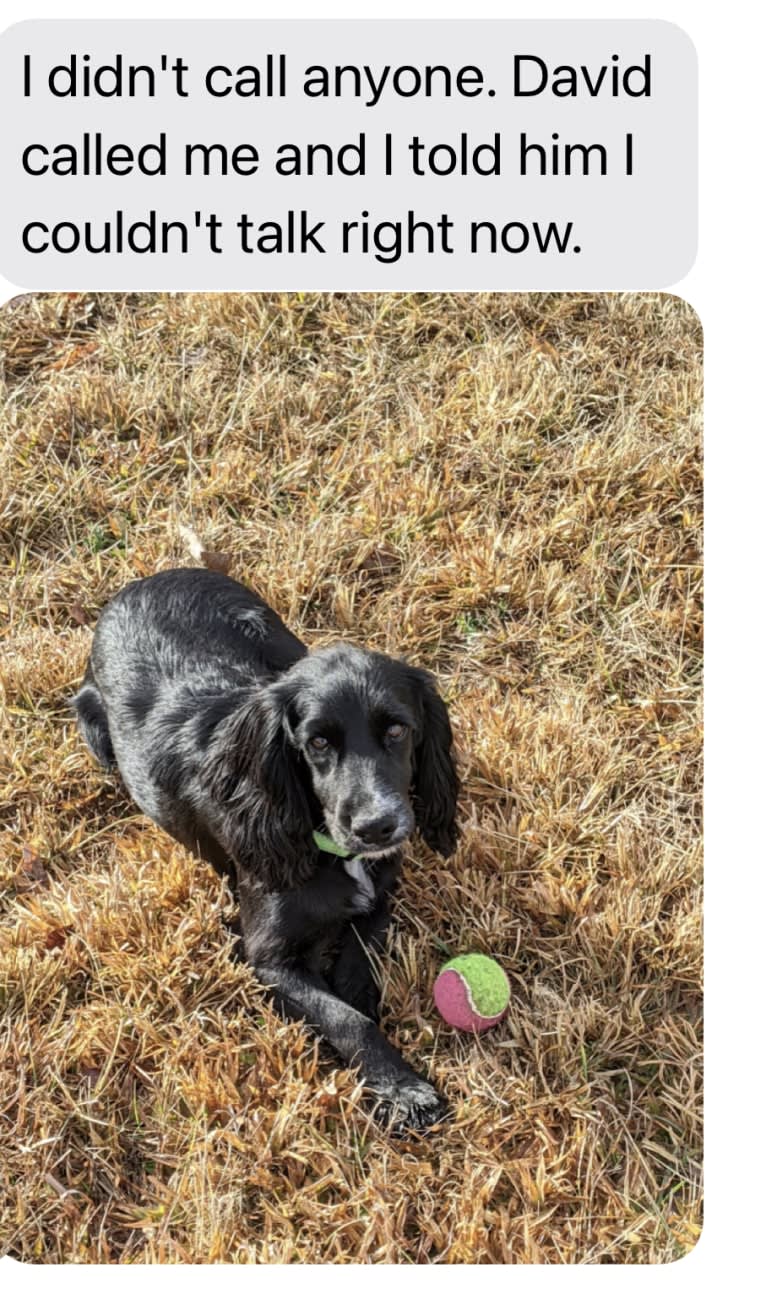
top-left (374, 1077), bottom-right (448, 1135)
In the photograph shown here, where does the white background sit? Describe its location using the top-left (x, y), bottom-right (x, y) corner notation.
top-left (1, 0), bottom-right (761, 1286)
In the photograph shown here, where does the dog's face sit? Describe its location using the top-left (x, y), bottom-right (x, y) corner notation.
top-left (262, 642), bottom-right (458, 859)
top-left (277, 645), bottom-right (420, 856)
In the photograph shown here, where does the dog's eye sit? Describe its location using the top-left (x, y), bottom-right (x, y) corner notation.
top-left (386, 722), bottom-right (407, 741)
top-left (309, 735), bottom-right (329, 751)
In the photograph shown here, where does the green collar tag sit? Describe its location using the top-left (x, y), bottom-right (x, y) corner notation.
top-left (312, 830), bottom-right (352, 859)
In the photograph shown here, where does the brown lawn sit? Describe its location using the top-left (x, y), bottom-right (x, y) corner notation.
top-left (0, 292), bottom-right (702, 1263)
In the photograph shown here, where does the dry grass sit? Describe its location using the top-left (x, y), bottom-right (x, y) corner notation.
top-left (0, 292), bottom-right (702, 1264)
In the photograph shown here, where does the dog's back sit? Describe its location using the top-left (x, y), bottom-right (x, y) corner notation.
top-left (90, 569), bottom-right (305, 686)
top-left (72, 568), bottom-right (308, 869)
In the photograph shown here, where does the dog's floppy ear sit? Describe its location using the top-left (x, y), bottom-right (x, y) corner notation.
top-left (205, 685), bottom-right (314, 889)
top-left (408, 667), bottom-right (459, 858)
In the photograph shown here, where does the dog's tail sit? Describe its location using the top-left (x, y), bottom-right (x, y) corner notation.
top-left (71, 665), bottom-right (115, 769)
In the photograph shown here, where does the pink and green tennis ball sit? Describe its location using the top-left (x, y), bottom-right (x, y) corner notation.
top-left (433, 954), bottom-right (510, 1032)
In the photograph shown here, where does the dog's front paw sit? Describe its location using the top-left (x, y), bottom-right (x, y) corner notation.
top-left (373, 1074), bottom-right (448, 1135)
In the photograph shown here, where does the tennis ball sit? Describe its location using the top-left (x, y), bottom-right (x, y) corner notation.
top-left (433, 953), bottom-right (510, 1032)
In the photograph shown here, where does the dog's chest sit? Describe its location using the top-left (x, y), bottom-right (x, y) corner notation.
top-left (343, 855), bottom-right (376, 913)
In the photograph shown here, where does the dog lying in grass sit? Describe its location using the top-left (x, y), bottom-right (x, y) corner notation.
top-left (72, 568), bottom-right (459, 1133)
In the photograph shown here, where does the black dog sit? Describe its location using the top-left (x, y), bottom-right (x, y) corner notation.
top-left (72, 568), bottom-right (459, 1132)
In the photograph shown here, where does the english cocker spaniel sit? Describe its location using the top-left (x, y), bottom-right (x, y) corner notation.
top-left (72, 568), bottom-right (459, 1132)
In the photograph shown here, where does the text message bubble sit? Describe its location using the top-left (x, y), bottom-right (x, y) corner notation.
top-left (0, 20), bottom-right (697, 290)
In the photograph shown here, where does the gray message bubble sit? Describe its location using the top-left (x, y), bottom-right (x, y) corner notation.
top-left (0, 20), bottom-right (696, 289)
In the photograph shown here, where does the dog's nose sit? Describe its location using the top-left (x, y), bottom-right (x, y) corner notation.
top-left (353, 811), bottom-right (399, 846)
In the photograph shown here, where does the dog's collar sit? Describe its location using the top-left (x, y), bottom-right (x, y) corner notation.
top-left (312, 830), bottom-right (353, 859)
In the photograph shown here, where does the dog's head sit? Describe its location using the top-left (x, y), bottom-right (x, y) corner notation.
top-left (212, 643), bottom-right (459, 882)
top-left (273, 644), bottom-right (459, 859)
